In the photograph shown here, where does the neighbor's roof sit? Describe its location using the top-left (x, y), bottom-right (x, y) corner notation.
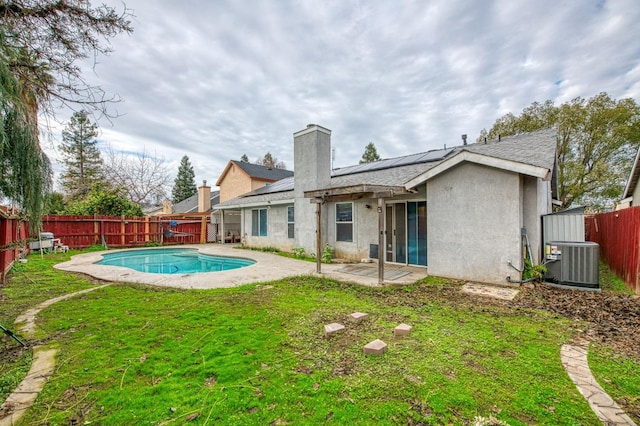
top-left (171, 190), bottom-right (220, 214)
top-left (623, 146), bottom-right (640, 199)
top-left (215, 160), bottom-right (293, 186)
top-left (216, 129), bottom-right (557, 209)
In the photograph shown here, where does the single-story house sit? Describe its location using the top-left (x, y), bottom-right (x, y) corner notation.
top-left (618, 146), bottom-right (640, 209)
top-left (216, 124), bottom-right (558, 285)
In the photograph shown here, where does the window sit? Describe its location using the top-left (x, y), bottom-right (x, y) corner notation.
top-left (287, 206), bottom-right (295, 239)
top-left (252, 208), bottom-right (268, 236)
top-left (336, 202), bottom-right (353, 242)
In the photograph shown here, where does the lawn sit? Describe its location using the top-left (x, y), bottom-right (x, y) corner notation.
top-left (1, 249), bottom-right (638, 425)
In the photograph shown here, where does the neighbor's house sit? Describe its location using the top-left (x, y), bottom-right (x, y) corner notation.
top-left (617, 146), bottom-right (640, 210)
top-left (213, 161), bottom-right (294, 241)
top-left (216, 160), bottom-right (294, 202)
top-left (215, 124), bottom-right (558, 285)
top-left (143, 182), bottom-right (221, 216)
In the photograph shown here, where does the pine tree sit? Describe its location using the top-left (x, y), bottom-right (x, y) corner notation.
top-left (59, 110), bottom-right (104, 201)
top-left (360, 142), bottom-right (381, 164)
top-left (256, 152), bottom-right (286, 169)
top-left (172, 155), bottom-right (197, 203)
top-left (240, 154), bottom-right (249, 162)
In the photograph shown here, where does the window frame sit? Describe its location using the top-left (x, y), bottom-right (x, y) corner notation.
top-left (251, 208), bottom-right (268, 237)
top-left (287, 206), bottom-right (294, 239)
top-left (335, 202), bottom-right (353, 242)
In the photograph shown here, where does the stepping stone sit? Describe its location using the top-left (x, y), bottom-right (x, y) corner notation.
top-left (394, 323), bottom-right (412, 336)
top-left (349, 312), bottom-right (368, 322)
top-left (364, 339), bottom-right (387, 355)
top-left (324, 323), bottom-right (345, 337)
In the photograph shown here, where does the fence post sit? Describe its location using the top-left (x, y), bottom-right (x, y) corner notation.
top-left (94, 214), bottom-right (99, 246)
top-left (144, 216), bottom-right (150, 243)
top-left (200, 216), bottom-right (207, 244)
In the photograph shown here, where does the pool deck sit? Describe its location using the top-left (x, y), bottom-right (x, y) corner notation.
top-left (54, 244), bottom-right (428, 289)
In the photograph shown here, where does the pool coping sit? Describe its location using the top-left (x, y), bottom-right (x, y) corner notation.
top-left (54, 245), bottom-right (318, 289)
top-left (54, 244), bottom-right (428, 289)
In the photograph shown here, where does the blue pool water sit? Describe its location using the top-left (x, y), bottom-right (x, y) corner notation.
top-left (96, 248), bottom-right (255, 274)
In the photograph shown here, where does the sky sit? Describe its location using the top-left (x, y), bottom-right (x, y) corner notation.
top-left (42, 0), bottom-right (640, 192)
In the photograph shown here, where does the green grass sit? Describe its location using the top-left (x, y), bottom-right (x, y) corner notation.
top-left (599, 261), bottom-right (635, 294)
top-left (0, 251), bottom-right (636, 425)
top-left (589, 345), bottom-right (640, 421)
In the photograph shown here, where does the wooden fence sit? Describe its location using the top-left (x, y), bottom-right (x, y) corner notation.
top-left (41, 214), bottom-right (211, 249)
top-left (0, 210), bottom-right (29, 283)
top-left (585, 206), bottom-right (640, 293)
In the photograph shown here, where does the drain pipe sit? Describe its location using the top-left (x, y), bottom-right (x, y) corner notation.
top-left (506, 259), bottom-right (557, 285)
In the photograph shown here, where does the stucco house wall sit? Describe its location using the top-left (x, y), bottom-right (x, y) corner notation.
top-left (218, 164), bottom-right (254, 203)
top-left (241, 204), bottom-right (296, 251)
top-left (521, 175), bottom-right (552, 265)
top-left (293, 125), bottom-right (331, 255)
top-left (427, 162), bottom-right (522, 284)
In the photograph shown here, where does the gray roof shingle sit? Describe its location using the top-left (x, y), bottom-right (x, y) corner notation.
top-left (235, 161), bottom-right (293, 181)
top-left (217, 129), bottom-right (557, 209)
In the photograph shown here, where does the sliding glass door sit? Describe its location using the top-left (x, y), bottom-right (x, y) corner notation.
top-left (385, 201), bottom-right (426, 266)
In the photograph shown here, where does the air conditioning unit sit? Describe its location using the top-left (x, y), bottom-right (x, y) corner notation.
top-left (544, 241), bottom-right (599, 290)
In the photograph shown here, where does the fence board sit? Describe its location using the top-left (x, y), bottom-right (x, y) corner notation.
top-left (585, 206), bottom-right (640, 293)
top-left (41, 215), bottom-right (210, 249)
top-left (0, 212), bottom-right (28, 284)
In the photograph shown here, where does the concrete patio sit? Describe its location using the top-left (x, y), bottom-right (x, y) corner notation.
top-left (54, 244), bottom-right (428, 289)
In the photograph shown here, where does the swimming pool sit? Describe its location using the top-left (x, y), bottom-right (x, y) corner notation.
top-left (96, 248), bottom-right (255, 274)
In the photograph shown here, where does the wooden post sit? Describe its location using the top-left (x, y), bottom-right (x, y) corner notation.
top-left (200, 216), bottom-right (207, 244)
top-left (93, 213), bottom-right (99, 245)
top-left (378, 197), bottom-right (385, 285)
top-left (316, 201), bottom-right (322, 274)
top-left (120, 215), bottom-right (126, 247)
top-left (144, 216), bottom-right (150, 243)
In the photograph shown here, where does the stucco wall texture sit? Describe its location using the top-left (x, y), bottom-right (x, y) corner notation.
top-left (427, 162), bottom-right (523, 285)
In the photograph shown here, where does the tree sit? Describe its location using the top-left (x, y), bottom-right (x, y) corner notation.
top-left (360, 142), bottom-right (381, 164)
top-left (0, 0), bottom-right (133, 118)
top-left (59, 110), bottom-right (104, 200)
top-left (0, 1), bottom-right (131, 233)
top-left (103, 145), bottom-right (171, 206)
top-left (482, 93), bottom-right (640, 209)
top-left (43, 192), bottom-right (65, 214)
top-left (64, 184), bottom-right (143, 216)
top-left (0, 55), bottom-right (52, 231)
top-left (255, 152), bottom-right (286, 169)
top-left (240, 153), bottom-right (249, 162)
top-left (172, 156), bottom-right (197, 203)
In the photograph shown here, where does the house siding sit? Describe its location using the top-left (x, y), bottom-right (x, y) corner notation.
top-left (241, 204), bottom-right (296, 251)
top-left (219, 166), bottom-right (254, 202)
top-left (427, 162), bottom-right (521, 285)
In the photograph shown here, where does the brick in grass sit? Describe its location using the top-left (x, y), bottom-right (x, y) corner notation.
top-left (394, 323), bottom-right (412, 336)
top-left (324, 323), bottom-right (345, 337)
top-left (364, 339), bottom-right (387, 355)
top-left (348, 312), bottom-right (368, 322)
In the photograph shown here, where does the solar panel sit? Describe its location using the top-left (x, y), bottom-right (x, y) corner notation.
top-left (248, 177), bottom-right (294, 195)
top-left (332, 147), bottom-right (454, 177)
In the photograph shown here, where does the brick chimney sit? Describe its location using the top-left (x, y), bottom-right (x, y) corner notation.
top-left (198, 180), bottom-right (211, 212)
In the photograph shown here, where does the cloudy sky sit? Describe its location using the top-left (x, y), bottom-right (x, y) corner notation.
top-left (43, 0), bottom-right (640, 190)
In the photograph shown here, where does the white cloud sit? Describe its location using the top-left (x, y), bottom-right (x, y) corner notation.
top-left (49, 0), bottom-right (640, 188)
